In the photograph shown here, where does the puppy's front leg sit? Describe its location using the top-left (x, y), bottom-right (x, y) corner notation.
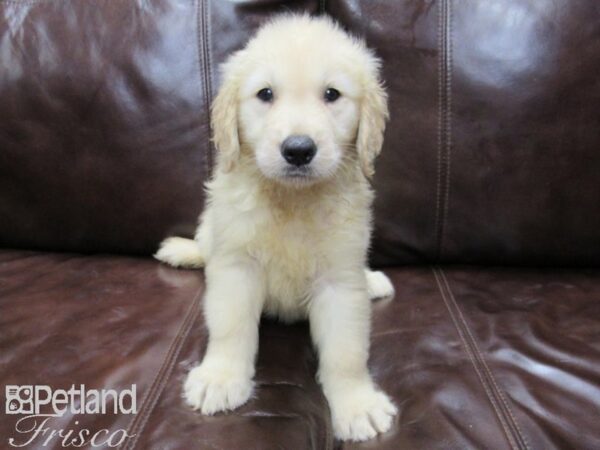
top-left (310, 275), bottom-right (397, 441)
top-left (184, 257), bottom-right (264, 415)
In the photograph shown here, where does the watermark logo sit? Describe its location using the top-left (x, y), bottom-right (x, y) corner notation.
top-left (6, 386), bottom-right (34, 415)
top-left (4, 384), bottom-right (137, 448)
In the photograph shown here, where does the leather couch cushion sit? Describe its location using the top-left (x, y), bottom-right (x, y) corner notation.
top-left (1, 250), bottom-right (598, 449)
top-left (330, 0), bottom-right (600, 266)
top-left (358, 267), bottom-right (600, 449)
top-left (0, 250), bottom-right (204, 448)
top-left (0, 249), bottom-right (332, 450)
top-left (0, 0), bottom-right (318, 256)
top-left (2, 1), bottom-right (598, 266)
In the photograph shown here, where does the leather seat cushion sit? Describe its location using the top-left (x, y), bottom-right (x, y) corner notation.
top-left (1, 250), bottom-right (598, 449)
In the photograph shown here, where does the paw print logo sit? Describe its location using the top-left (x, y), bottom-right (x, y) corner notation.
top-left (5, 386), bottom-right (34, 414)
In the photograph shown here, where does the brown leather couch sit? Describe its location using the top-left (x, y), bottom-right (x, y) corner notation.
top-left (1, 1), bottom-right (599, 449)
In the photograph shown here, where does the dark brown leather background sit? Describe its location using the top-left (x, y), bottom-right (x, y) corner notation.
top-left (1, 0), bottom-right (598, 265)
top-left (2, 250), bottom-right (598, 449)
top-left (330, 0), bottom-right (600, 266)
top-left (1, 2), bottom-right (599, 449)
top-left (0, 0), bottom-right (318, 255)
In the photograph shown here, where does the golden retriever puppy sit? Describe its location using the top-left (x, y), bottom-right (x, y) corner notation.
top-left (155, 14), bottom-right (396, 441)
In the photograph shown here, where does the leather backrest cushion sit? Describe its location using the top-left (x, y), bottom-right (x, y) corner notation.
top-left (1, 0), bottom-right (599, 265)
top-left (0, 0), bottom-right (318, 255)
top-left (330, 0), bottom-right (600, 266)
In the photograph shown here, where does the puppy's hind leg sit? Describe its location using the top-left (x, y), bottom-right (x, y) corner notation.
top-left (365, 269), bottom-right (395, 300)
top-left (154, 237), bottom-right (204, 268)
top-left (155, 210), bottom-right (212, 269)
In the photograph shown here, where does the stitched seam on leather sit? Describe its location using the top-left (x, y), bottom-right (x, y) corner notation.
top-left (205, 0), bottom-right (215, 176)
top-left (435, 0), bottom-right (452, 262)
top-left (441, 0), bottom-right (452, 261)
top-left (434, 0), bottom-right (443, 262)
top-left (118, 291), bottom-right (203, 450)
top-left (439, 269), bottom-right (531, 450)
top-left (319, 0), bottom-right (326, 15)
top-left (432, 267), bottom-right (520, 450)
top-left (1, 0), bottom-right (43, 4)
top-left (197, 0), bottom-right (214, 178)
top-left (204, 0), bottom-right (215, 158)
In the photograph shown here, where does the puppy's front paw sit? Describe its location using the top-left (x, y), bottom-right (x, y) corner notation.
top-left (183, 364), bottom-right (253, 415)
top-left (366, 270), bottom-right (395, 300)
top-left (329, 385), bottom-right (397, 441)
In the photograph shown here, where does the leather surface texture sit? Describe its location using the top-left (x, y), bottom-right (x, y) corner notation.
top-left (1, 1), bottom-right (598, 265)
top-left (330, 0), bottom-right (600, 266)
top-left (1, 1), bottom-right (599, 449)
top-left (1, 250), bottom-right (599, 449)
top-left (0, 0), bottom-right (318, 256)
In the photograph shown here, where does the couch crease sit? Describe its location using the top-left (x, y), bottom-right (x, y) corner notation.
top-left (118, 289), bottom-right (203, 450)
top-left (432, 267), bottom-right (530, 450)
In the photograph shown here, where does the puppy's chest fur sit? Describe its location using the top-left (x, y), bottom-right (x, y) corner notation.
top-left (207, 173), bottom-right (371, 321)
top-left (254, 210), bottom-right (329, 318)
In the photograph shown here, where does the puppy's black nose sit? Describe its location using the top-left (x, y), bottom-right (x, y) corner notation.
top-left (281, 135), bottom-right (317, 167)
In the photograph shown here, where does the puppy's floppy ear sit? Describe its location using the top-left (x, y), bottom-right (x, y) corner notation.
top-left (211, 54), bottom-right (243, 172)
top-left (356, 61), bottom-right (389, 178)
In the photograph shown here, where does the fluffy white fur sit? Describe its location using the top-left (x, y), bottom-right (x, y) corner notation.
top-left (155, 15), bottom-right (396, 441)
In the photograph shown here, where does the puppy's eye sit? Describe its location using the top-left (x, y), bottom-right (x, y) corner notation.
top-left (257, 88), bottom-right (274, 102)
top-left (324, 88), bottom-right (341, 103)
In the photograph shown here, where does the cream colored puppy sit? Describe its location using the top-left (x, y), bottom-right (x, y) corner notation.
top-left (156, 15), bottom-right (396, 441)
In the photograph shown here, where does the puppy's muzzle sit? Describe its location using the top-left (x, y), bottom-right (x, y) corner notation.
top-left (281, 135), bottom-right (317, 167)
